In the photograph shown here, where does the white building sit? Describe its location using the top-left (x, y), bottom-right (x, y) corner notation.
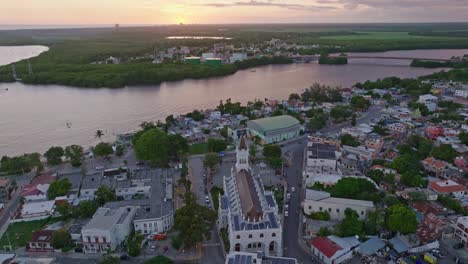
top-left (202, 52), bottom-right (215, 61)
top-left (306, 143), bottom-right (339, 169)
top-left (115, 179), bottom-right (151, 200)
top-left (303, 166), bottom-right (342, 188)
top-left (303, 190), bottom-right (375, 221)
top-left (455, 89), bottom-right (468, 98)
top-left (417, 94), bottom-right (438, 112)
top-left (81, 206), bottom-right (136, 254)
top-left (229, 53), bottom-right (248, 63)
top-left (219, 137), bottom-right (283, 256)
top-left (429, 180), bottom-right (467, 199)
top-left (18, 200), bottom-right (56, 221)
top-left (455, 216), bottom-right (468, 249)
top-left (310, 235), bottom-right (360, 264)
top-left (225, 251), bottom-right (297, 264)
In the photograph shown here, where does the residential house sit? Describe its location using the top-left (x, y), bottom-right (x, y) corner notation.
top-left (21, 174), bottom-right (56, 202)
top-left (429, 179), bottom-right (467, 198)
top-left (418, 94), bottom-right (438, 112)
top-left (310, 235), bottom-right (360, 264)
top-left (455, 216), bottom-right (468, 249)
top-left (422, 157), bottom-right (450, 177)
top-left (306, 143), bottom-right (339, 170)
top-left (27, 230), bottom-right (54, 252)
top-left (18, 200), bottom-right (56, 222)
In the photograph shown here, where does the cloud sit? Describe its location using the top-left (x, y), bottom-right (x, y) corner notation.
top-left (200, 0), bottom-right (337, 11)
top-left (316, 0), bottom-right (468, 10)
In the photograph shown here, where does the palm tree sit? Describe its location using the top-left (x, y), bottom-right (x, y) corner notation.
top-left (95, 130), bottom-right (104, 141)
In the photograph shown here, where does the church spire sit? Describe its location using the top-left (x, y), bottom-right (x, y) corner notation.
top-left (235, 136), bottom-right (250, 172)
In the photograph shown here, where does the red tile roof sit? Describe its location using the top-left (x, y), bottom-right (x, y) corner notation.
top-left (30, 230), bottom-right (53, 243)
top-left (31, 174), bottom-right (56, 185)
top-left (311, 237), bottom-right (342, 258)
top-left (21, 185), bottom-right (45, 196)
top-left (429, 180), bottom-right (467, 194)
top-left (422, 157), bottom-right (448, 170)
top-left (412, 201), bottom-right (444, 216)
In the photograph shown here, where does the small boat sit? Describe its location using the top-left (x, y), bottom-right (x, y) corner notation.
top-left (250, 69), bottom-right (256, 72)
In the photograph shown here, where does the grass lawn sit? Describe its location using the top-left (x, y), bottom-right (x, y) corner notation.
top-left (0, 217), bottom-right (62, 250)
top-left (320, 31), bottom-right (444, 40)
top-left (189, 143), bottom-right (208, 155)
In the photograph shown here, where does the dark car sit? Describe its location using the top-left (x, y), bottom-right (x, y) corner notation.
top-left (453, 242), bottom-right (464, 249)
top-left (120, 255), bottom-right (130, 260)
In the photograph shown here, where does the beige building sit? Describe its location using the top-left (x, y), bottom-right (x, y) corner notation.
top-left (303, 190), bottom-right (375, 221)
top-left (455, 216), bottom-right (468, 249)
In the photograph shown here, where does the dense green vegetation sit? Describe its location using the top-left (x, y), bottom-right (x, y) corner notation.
top-left (318, 53), bottom-right (348, 65)
top-left (174, 192), bottom-right (217, 249)
top-left (3, 24), bottom-right (468, 88)
top-left (410, 59), bottom-right (468, 68)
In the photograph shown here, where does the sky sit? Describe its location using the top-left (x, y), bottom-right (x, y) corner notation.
top-left (2, 0), bottom-right (468, 25)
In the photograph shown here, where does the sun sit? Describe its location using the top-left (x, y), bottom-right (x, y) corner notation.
top-left (176, 17), bottom-right (188, 25)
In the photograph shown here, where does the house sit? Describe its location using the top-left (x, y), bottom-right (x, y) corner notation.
top-left (115, 179), bottom-right (151, 201)
top-left (310, 236), bottom-right (360, 264)
top-left (416, 213), bottom-right (448, 244)
top-left (422, 157), bottom-right (449, 177)
top-left (425, 126), bottom-right (444, 140)
top-left (429, 179), bottom-right (466, 198)
top-left (27, 230), bottom-right (54, 252)
top-left (81, 206), bottom-right (136, 254)
top-left (303, 190), bottom-right (375, 221)
top-left (18, 200), bottom-right (56, 221)
top-left (358, 237), bottom-right (385, 256)
top-left (455, 216), bottom-right (468, 249)
top-left (370, 165), bottom-right (397, 175)
top-left (0, 177), bottom-right (11, 201)
top-left (387, 122), bottom-right (407, 134)
top-left (21, 174), bottom-right (56, 202)
top-left (418, 94), bottom-right (438, 112)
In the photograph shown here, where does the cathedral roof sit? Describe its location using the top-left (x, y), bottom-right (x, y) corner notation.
top-left (235, 169), bottom-right (263, 221)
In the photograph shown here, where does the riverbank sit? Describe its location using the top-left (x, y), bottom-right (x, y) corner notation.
top-left (0, 56), bottom-right (292, 88)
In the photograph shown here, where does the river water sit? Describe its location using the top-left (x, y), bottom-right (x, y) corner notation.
top-left (1, 47), bottom-right (468, 156)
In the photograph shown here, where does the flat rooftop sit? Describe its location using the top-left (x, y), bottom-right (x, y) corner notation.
top-left (307, 143), bottom-right (337, 160)
top-left (83, 206), bottom-right (134, 231)
top-left (105, 169), bottom-right (173, 220)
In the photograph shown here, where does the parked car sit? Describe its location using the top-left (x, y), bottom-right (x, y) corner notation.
top-left (120, 255), bottom-right (130, 260)
top-left (453, 243), bottom-right (463, 249)
top-left (95, 166), bottom-right (104, 170)
top-left (291, 187), bottom-right (296, 192)
top-left (284, 210), bottom-right (289, 217)
top-left (205, 196), bottom-right (210, 204)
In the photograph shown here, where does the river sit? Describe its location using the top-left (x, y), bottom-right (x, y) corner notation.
top-left (1, 47), bottom-right (468, 156)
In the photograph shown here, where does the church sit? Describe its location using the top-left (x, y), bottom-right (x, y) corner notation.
top-left (218, 136), bottom-right (283, 256)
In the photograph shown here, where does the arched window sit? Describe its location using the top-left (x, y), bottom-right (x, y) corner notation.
top-left (272, 233), bottom-right (276, 237)
top-left (236, 235), bottom-right (240, 239)
top-left (260, 233), bottom-right (264, 238)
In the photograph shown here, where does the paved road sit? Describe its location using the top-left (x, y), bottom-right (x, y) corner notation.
top-left (320, 105), bottom-right (383, 135)
top-left (188, 156), bottom-right (208, 206)
top-left (281, 138), bottom-right (316, 263)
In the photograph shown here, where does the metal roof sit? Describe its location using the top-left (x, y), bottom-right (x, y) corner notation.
top-left (247, 115), bottom-right (300, 133)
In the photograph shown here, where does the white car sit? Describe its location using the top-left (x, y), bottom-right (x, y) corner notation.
top-left (284, 210), bottom-right (289, 217)
top-left (205, 196), bottom-right (210, 204)
top-left (291, 187), bottom-right (296, 192)
top-left (95, 166), bottom-right (104, 170)
top-left (286, 193), bottom-right (291, 200)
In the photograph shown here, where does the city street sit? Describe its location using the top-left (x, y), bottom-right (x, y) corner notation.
top-left (280, 138), bottom-right (317, 263)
